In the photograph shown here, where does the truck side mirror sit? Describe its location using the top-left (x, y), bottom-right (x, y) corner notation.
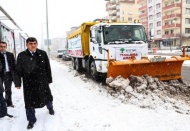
top-left (149, 29), bottom-right (154, 40)
top-left (90, 30), bottom-right (96, 43)
top-left (150, 36), bottom-right (154, 40)
top-left (91, 30), bottom-right (95, 38)
top-left (91, 38), bottom-right (96, 43)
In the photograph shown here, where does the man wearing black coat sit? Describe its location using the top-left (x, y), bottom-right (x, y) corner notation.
top-left (0, 55), bottom-right (13, 118)
top-left (0, 41), bottom-right (15, 107)
top-left (14, 37), bottom-right (54, 129)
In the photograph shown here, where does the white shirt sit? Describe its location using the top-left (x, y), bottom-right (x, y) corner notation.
top-left (29, 50), bottom-right (36, 56)
top-left (2, 52), bottom-right (10, 72)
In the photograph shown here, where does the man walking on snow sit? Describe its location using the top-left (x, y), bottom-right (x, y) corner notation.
top-left (0, 41), bottom-right (16, 107)
top-left (14, 37), bottom-right (55, 129)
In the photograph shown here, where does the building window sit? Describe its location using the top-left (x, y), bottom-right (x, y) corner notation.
top-left (165, 31), bottom-right (169, 35)
top-left (186, 8), bottom-right (190, 14)
top-left (148, 0), bottom-right (152, 3)
top-left (156, 3), bottom-right (160, 9)
top-left (120, 17), bottom-right (124, 22)
top-left (128, 11), bottom-right (132, 15)
top-left (185, 18), bottom-right (190, 24)
top-left (187, 0), bottom-right (190, 4)
top-left (149, 23), bottom-right (153, 28)
top-left (157, 30), bottom-right (161, 35)
top-left (128, 17), bottom-right (132, 22)
top-left (128, 5), bottom-right (132, 9)
top-left (149, 15), bottom-right (153, 20)
top-left (122, 10), bottom-right (124, 14)
top-left (185, 28), bottom-right (190, 33)
top-left (157, 21), bottom-right (161, 26)
top-left (165, 21), bottom-right (169, 25)
top-left (156, 12), bottom-right (161, 18)
top-left (149, 6), bottom-right (153, 12)
top-left (171, 30), bottom-right (173, 34)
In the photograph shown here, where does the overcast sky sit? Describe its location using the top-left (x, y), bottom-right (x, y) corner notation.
top-left (1, 0), bottom-right (107, 41)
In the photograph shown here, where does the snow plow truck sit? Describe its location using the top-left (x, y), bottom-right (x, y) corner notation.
top-left (67, 21), bottom-right (190, 81)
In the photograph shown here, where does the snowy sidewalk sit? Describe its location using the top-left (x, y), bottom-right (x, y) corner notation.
top-left (0, 59), bottom-right (190, 131)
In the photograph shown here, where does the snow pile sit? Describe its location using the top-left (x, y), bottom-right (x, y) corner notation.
top-left (106, 75), bottom-right (190, 114)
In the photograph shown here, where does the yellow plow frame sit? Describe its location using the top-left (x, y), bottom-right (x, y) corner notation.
top-left (107, 47), bottom-right (190, 81)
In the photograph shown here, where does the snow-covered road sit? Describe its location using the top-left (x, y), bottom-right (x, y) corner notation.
top-left (1, 59), bottom-right (190, 131)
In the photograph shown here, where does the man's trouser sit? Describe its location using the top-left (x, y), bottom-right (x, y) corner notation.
top-left (3, 72), bottom-right (13, 106)
top-left (26, 102), bottom-right (53, 123)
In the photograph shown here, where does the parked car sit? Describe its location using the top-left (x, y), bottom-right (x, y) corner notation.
top-left (186, 46), bottom-right (190, 52)
top-left (62, 50), bottom-right (71, 61)
top-left (57, 49), bottom-right (65, 58)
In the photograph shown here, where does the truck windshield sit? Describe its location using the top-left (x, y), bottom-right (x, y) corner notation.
top-left (103, 25), bottom-right (147, 44)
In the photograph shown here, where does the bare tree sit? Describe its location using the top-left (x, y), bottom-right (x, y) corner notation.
top-left (176, 33), bottom-right (189, 47)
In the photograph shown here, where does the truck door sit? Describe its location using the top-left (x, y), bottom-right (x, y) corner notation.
top-left (90, 29), bottom-right (104, 59)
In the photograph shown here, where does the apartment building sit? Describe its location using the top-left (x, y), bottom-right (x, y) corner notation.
top-left (138, 0), bottom-right (190, 48)
top-left (105, 0), bottom-right (139, 22)
top-left (105, 0), bottom-right (190, 48)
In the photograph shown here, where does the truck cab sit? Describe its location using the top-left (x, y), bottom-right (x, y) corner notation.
top-left (89, 23), bottom-right (148, 75)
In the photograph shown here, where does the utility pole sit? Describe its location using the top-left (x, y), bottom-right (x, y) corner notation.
top-left (46, 0), bottom-right (50, 57)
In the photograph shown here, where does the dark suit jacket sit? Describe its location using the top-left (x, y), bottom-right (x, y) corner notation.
top-left (0, 58), bottom-right (4, 94)
top-left (0, 52), bottom-right (16, 82)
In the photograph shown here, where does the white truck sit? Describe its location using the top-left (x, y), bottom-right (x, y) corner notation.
top-left (67, 21), bottom-right (148, 80)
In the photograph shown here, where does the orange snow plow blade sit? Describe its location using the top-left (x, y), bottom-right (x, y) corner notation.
top-left (107, 56), bottom-right (190, 81)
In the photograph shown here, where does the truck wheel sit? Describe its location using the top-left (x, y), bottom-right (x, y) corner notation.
top-left (75, 58), bottom-right (82, 72)
top-left (90, 61), bottom-right (99, 81)
top-left (72, 58), bottom-right (76, 70)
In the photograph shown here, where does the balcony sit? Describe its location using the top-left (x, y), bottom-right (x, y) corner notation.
top-left (162, 34), bottom-right (180, 38)
top-left (139, 5), bottom-right (147, 11)
top-left (110, 10), bottom-right (117, 15)
top-left (111, 4), bottom-right (116, 9)
top-left (110, 0), bottom-right (116, 4)
top-left (139, 13), bottom-right (147, 18)
top-left (107, 7), bottom-right (113, 11)
top-left (111, 16), bottom-right (117, 20)
top-left (141, 21), bottom-right (148, 25)
top-left (137, 0), bottom-right (145, 4)
top-left (117, 0), bottom-right (135, 3)
top-left (163, 3), bottom-right (181, 11)
top-left (162, 34), bottom-right (175, 38)
top-left (162, 13), bottom-right (181, 20)
top-left (162, 23), bottom-right (181, 29)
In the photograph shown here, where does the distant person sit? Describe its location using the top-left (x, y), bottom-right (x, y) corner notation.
top-left (125, 31), bottom-right (139, 40)
top-left (0, 41), bottom-right (15, 107)
top-left (14, 37), bottom-right (55, 129)
top-left (0, 56), bottom-right (13, 118)
top-left (127, 31), bottom-right (132, 37)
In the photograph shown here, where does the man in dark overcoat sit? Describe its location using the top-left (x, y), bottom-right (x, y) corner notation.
top-left (14, 37), bottom-right (54, 129)
top-left (0, 41), bottom-right (16, 107)
top-left (0, 55), bottom-right (13, 118)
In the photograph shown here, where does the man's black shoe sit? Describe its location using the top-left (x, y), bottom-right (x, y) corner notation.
top-left (7, 104), bottom-right (14, 108)
top-left (49, 108), bottom-right (55, 115)
top-left (27, 121), bottom-right (36, 129)
top-left (6, 113), bottom-right (13, 118)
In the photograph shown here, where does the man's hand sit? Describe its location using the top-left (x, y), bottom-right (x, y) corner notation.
top-left (16, 87), bottom-right (21, 89)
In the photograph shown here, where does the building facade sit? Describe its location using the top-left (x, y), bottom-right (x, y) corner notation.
top-left (106, 0), bottom-right (190, 49)
top-left (105, 0), bottom-right (139, 23)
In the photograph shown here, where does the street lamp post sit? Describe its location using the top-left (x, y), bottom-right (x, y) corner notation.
top-left (46, 0), bottom-right (50, 57)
